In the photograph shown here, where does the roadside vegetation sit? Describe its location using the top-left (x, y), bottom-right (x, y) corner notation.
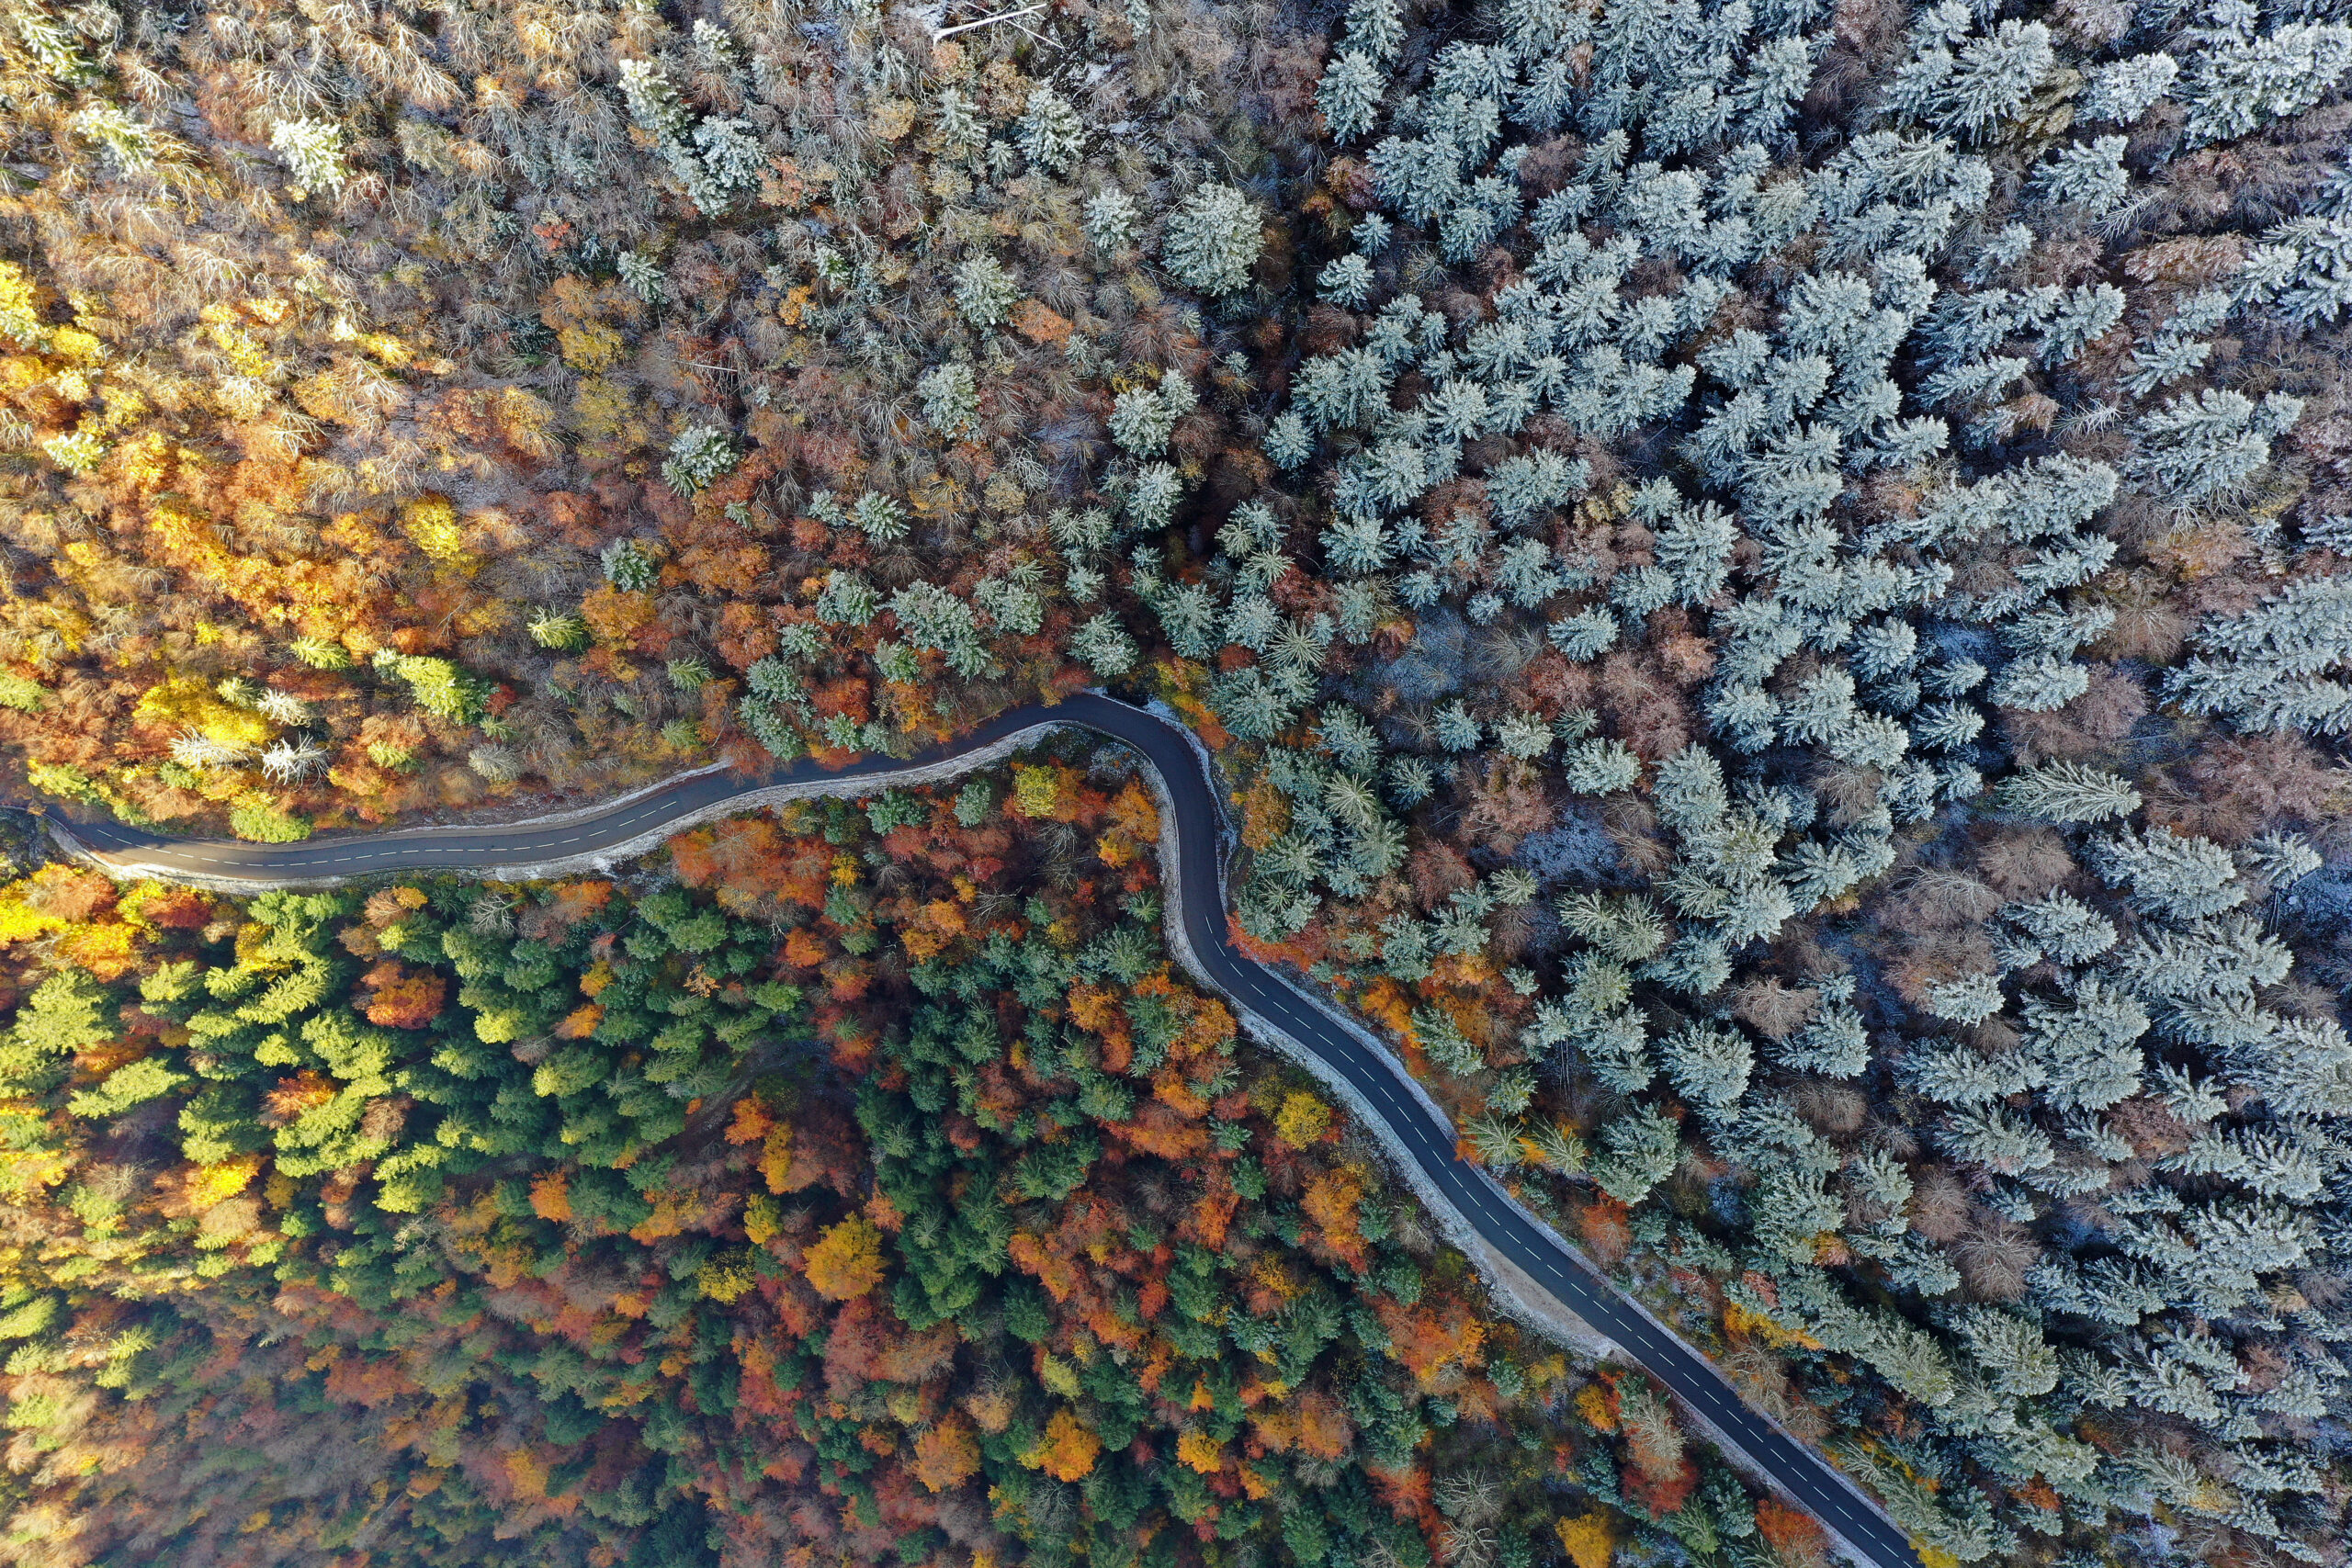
top-left (0, 756), bottom-right (1816, 1568)
top-left (2, 0), bottom-right (2351, 1562)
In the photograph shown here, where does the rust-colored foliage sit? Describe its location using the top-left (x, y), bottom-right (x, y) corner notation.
top-left (359, 959), bottom-right (447, 1029)
top-left (1757, 1496), bottom-right (1832, 1567)
top-left (910, 1415), bottom-right (981, 1492)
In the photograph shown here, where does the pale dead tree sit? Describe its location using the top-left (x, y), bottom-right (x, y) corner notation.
top-left (260, 736), bottom-right (326, 782)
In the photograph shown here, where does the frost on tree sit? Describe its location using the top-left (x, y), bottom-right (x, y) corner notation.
top-left (2166, 577), bottom-right (2352, 734)
top-left (1161, 184), bottom-right (1264, 296)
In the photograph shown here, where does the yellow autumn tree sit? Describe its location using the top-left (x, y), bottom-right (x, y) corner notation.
top-left (1272, 1090), bottom-right (1332, 1148)
top-left (1009, 762), bottom-right (1068, 819)
top-left (1557, 1511), bottom-right (1616, 1568)
top-left (804, 1214), bottom-right (886, 1301)
top-left (1176, 1430), bottom-right (1225, 1473)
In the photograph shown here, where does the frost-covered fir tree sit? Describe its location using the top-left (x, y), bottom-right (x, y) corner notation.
top-left (1162, 185), bottom-right (1263, 296)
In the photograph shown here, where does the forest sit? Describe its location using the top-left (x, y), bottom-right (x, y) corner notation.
top-left (2, 0), bottom-right (2352, 1562)
top-left (0, 755), bottom-right (1805, 1568)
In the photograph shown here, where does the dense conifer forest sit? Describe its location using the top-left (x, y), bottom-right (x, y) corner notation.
top-left (1, 0), bottom-right (2351, 1562)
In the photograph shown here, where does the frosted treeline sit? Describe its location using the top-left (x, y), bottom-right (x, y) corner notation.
top-left (1167, 0), bottom-right (2352, 1559)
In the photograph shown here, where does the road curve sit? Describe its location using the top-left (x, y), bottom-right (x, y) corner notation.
top-left (52, 692), bottom-right (1920, 1568)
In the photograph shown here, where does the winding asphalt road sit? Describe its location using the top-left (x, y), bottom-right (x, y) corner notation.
top-left (52, 692), bottom-right (1919, 1568)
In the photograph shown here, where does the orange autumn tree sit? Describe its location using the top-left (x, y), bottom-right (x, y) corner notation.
top-left (1756, 1497), bottom-right (1831, 1568)
top-left (359, 960), bottom-right (447, 1028)
top-left (1032, 1409), bottom-right (1102, 1483)
top-left (911, 1416), bottom-right (981, 1493)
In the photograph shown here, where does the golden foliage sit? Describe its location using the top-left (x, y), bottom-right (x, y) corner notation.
top-left (134, 676), bottom-right (273, 750)
top-left (1176, 1429), bottom-right (1226, 1473)
top-left (1575, 1382), bottom-right (1616, 1433)
top-left (581, 584), bottom-right (657, 645)
top-left (528, 1173), bottom-right (571, 1223)
top-left (1009, 763), bottom-right (1067, 819)
top-left (1238, 774), bottom-right (1290, 852)
top-left (804, 1214), bottom-right (887, 1301)
top-left (182, 1155), bottom-right (264, 1213)
top-left (1030, 1409), bottom-right (1100, 1482)
top-left (559, 322), bottom-right (626, 373)
top-left (399, 495), bottom-right (474, 570)
top-left (1272, 1090), bottom-right (1331, 1149)
top-left (1557, 1512), bottom-right (1615, 1568)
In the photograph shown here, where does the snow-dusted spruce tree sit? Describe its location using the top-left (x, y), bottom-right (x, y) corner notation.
top-left (662, 427), bottom-right (739, 497)
top-left (1161, 183), bottom-right (1263, 296)
top-left (1136, 0), bottom-right (2352, 1556)
top-left (2132, 388), bottom-right (2304, 506)
top-left (1016, 87), bottom-right (1085, 175)
top-left (601, 538), bottom-right (658, 593)
top-left (952, 253), bottom-right (1021, 329)
top-left (916, 364), bottom-right (980, 438)
top-left (268, 117), bottom-right (349, 197)
top-left (2165, 577), bottom-right (2352, 734)
top-left (617, 56), bottom-right (762, 215)
top-left (1992, 761), bottom-right (2143, 823)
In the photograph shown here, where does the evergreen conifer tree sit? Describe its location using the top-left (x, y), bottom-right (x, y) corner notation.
top-left (1163, 185), bottom-right (1264, 296)
top-left (1661, 1021), bottom-right (1755, 1121)
top-left (1994, 761), bottom-right (2143, 824)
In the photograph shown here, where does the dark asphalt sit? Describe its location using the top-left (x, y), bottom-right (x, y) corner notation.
top-left (60, 691), bottom-right (1918, 1567)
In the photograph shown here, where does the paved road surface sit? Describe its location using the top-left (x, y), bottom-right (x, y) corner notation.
top-left (55, 692), bottom-right (1920, 1568)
